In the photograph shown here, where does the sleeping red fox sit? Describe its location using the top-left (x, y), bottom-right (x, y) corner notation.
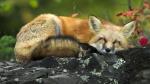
top-left (14, 13), bottom-right (136, 62)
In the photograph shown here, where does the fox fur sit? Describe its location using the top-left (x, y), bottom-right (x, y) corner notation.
top-left (14, 13), bottom-right (136, 62)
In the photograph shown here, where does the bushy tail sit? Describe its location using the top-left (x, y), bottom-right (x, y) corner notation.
top-left (31, 36), bottom-right (81, 60)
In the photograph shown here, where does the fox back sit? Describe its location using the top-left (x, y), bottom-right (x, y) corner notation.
top-left (15, 14), bottom-right (94, 62)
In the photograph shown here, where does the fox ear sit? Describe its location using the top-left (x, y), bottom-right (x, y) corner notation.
top-left (89, 16), bottom-right (101, 33)
top-left (122, 21), bottom-right (136, 38)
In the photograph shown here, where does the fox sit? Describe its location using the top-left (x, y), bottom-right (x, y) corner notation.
top-left (89, 20), bottom-right (136, 54)
top-left (14, 13), bottom-right (136, 63)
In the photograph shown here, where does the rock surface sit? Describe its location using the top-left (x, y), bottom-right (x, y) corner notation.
top-left (0, 47), bottom-right (150, 84)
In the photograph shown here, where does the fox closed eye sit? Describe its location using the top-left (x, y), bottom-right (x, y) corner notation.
top-left (96, 37), bottom-right (107, 43)
top-left (113, 40), bottom-right (122, 48)
top-left (113, 40), bottom-right (121, 45)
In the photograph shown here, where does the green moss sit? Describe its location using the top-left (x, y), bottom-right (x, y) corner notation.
top-left (0, 35), bottom-right (16, 61)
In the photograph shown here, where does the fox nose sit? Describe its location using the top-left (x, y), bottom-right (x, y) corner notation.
top-left (105, 48), bottom-right (111, 52)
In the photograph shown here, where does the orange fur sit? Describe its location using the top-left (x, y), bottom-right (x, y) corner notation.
top-left (59, 16), bottom-right (94, 43)
top-left (15, 14), bottom-right (93, 63)
top-left (15, 13), bottom-right (136, 62)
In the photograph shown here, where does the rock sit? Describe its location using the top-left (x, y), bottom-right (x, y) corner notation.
top-left (49, 74), bottom-right (84, 84)
top-left (0, 62), bottom-right (4, 66)
top-left (0, 68), bottom-right (4, 73)
top-left (24, 57), bottom-right (59, 68)
top-left (116, 47), bottom-right (150, 84)
top-left (0, 47), bottom-right (150, 84)
top-left (130, 69), bottom-right (150, 84)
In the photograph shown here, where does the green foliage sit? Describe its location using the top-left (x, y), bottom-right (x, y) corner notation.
top-left (0, 35), bottom-right (16, 61)
top-left (0, 0), bottom-right (13, 14)
top-left (29, 0), bottom-right (39, 8)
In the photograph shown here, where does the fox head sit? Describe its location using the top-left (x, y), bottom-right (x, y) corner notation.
top-left (88, 16), bottom-right (136, 54)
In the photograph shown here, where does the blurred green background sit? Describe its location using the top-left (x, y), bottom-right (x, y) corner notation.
top-left (0, 0), bottom-right (149, 60)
